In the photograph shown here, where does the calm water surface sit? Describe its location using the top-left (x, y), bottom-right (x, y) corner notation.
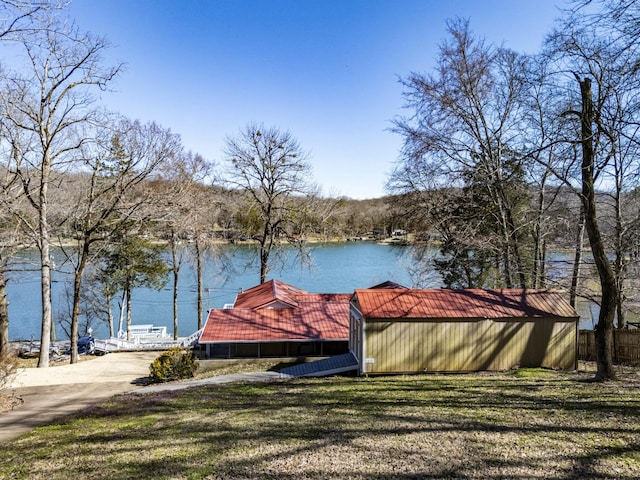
top-left (7, 242), bottom-right (426, 340)
top-left (7, 242), bottom-right (599, 341)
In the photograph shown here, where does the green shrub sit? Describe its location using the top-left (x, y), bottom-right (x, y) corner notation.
top-left (149, 347), bottom-right (199, 383)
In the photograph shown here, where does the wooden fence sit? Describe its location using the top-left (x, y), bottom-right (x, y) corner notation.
top-left (579, 330), bottom-right (640, 365)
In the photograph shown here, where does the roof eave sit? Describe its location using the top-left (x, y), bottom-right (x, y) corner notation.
top-left (199, 337), bottom-right (349, 344)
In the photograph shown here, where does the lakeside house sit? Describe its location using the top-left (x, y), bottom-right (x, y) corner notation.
top-left (199, 279), bottom-right (579, 373)
top-left (199, 280), bottom-right (351, 358)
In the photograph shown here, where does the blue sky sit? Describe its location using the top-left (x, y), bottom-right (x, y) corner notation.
top-left (68, 0), bottom-right (565, 199)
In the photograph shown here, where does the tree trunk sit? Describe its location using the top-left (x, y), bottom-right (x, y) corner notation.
top-left (259, 224), bottom-right (271, 285)
top-left (171, 235), bottom-right (179, 340)
top-left (501, 242), bottom-right (513, 288)
top-left (0, 261), bottom-right (9, 359)
top-left (488, 178), bottom-right (526, 288)
top-left (532, 181), bottom-right (547, 289)
top-left (570, 205), bottom-right (585, 308)
top-left (126, 280), bottom-right (132, 341)
top-left (37, 156), bottom-right (52, 368)
top-left (501, 198), bottom-right (527, 289)
top-left (540, 239), bottom-right (547, 288)
top-left (578, 76), bottom-right (617, 381)
top-left (617, 300), bottom-right (625, 330)
top-left (69, 240), bottom-right (90, 364)
top-left (614, 184), bottom-right (626, 329)
top-left (118, 290), bottom-right (126, 336)
top-left (195, 235), bottom-right (203, 330)
top-left (107, 290), bottom-right (114, 338)
top-left (259, 247), bottom-right (268, 284)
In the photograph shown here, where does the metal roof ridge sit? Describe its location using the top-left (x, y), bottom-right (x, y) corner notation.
top-left (271, 279), bottom-right (300, 308)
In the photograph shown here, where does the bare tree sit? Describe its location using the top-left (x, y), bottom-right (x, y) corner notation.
top-left (184, 160), bottom-right (222, 331)
top-left (0, 0), bottom-right (59, 40)
top-left (224, 123), bottom-right (314, 284)
top-left (542, 3), bottom-right (640, 379)
top-left (519, 54), bottom-right (575, 290)
top-left (304, 194), bottom-right (346, 241)
top-left (0, 18), bottom-right (120, 367)
top-left (55, 119), bottom-right (179, 361)
top-left (576, 75), bottom-right (619, 380)
top-left (0, 213), bottom-right (26, 358)
top-left (156, 150), bottom-right (214, 338)
top-left (391, 19), bottom-right (533, 288)
top-left (0, 136), bottom-right (32, 359)
top-left (581, 1), bottom-right (640, 329)
top-left (188, 183), bottom-right (230, 330)
top-left (0, 0), bottom-right (64, 359)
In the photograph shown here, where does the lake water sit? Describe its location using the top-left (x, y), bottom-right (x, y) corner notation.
top-left (6, 242), bottom-right (426, 341)
top-left (6, 241), bottom-right (598, 341)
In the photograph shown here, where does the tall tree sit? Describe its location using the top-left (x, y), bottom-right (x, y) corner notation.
top-left (186, 182), bottom-right (227, 330)
top-left (577, 76), bottom-right (619, 379)
top-left (0, 17), bottom-right (120, 366)
top-left (181, 155), bottom-right (217, 331)
top-left (157, 150), bottom-right (213, 339)
top-left (0, 132), bottom-right (31, 359)
top-left (58, 119), bottom-right (179, 361)
top-left (542, 2), bottom-right (640, 379)
top-left (224, 123), bottom-right (314, 284)
top-left (520, 54), bottom-right (570, 290)
top-left (586, 0), bottom-right (640, 329)
top-left (0, 0), bottom-right (63, 359)
top-left (390, 19), bottom-right (533, 288)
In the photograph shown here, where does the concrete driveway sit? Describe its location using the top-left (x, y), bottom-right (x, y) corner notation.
top-left (0, 352), bottom-right (283, 444)
top-left (0, 352), bottom-right (158, 443)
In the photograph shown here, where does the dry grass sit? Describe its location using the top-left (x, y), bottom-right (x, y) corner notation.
top-left (0, 354), bottom-right (21, 413)
top-left (1, 367), bottom-right (640, 479)
top-left (194, 358), bottom-right (285, 378)
top-left (0, 390), bottom-right (22, 412)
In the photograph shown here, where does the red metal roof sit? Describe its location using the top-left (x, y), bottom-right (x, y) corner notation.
top-left (369, 280), bottom-right (408, 290)
top-left (200, 292), bottom-right (351, 343)
top-left (353, 289), bottom-right (578, 320)
top-left (233, 279), bottom-right (308, 309)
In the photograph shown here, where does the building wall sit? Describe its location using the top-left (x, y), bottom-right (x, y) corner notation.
top-left (350, 305), bottom-right (364, 372)
top-left (362, 317), bottom-right (577, 374)
top-left (205, 340), bottom-right (348, 358)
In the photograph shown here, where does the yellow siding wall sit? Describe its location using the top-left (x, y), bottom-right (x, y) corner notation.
top-left (363, 318), bottom-right (577, 374)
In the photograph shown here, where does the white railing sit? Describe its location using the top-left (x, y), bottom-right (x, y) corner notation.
top-left (181, 328), bottom-right (203, 347)
top-left (126, 324), bottom-right (168, 340)
top-left (94, 328), bottom-right (203, 353)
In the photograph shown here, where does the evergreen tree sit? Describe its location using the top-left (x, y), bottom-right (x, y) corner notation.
top-left (103, 236), bottom-right (169, 340)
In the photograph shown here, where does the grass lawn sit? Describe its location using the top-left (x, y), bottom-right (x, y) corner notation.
top-left (1, 366), bottom-right (640, 479)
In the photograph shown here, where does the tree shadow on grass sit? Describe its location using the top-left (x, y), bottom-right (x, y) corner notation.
top-left (2, 374), bottom-right (639, 479)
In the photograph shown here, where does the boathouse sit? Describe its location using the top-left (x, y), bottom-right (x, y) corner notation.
top-left (349, 288), bottom-right (579, 374)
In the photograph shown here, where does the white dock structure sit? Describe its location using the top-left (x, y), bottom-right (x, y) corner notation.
top-left (93, 325), bottom-right (203, 354)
